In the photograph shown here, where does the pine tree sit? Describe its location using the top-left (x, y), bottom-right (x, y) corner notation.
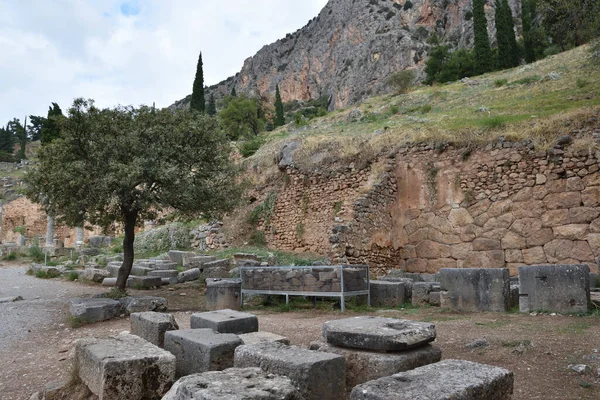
top-left (274, 84), bottom-right (285, 128)
top-left (522, 0), bottom-right (536, 63)
top-left (207, 93), bottom-right (217, 116)
top-left (190, 52), bottom-right (206, 112)
top-left (0, 124), bottom-right (15, 154)
top-left (473, 0), bottom-right (494, 74)
top-left (230, 86), bottom-right (237, 97)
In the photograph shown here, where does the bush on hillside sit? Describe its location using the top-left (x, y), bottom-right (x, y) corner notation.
top-left (387, 70), bottom-right (415, 94)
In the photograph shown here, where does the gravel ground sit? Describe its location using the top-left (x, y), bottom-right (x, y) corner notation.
top-left (1, 263), bottom-right (599, 400)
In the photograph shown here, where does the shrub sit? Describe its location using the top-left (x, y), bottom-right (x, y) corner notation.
top-left (389, 105), bottom-right (399, 115)
top-left (576, 78), bottom-right (589, 88)
top-left (3, 252), bottom-right (17, 261)
top-left (387, 70), bottom-right (415, 94)
top-left (36, 269), bottom-right (60, 279)
top-left (67, 272), bottom-right (79, 281)
top-left (249, 229), bottom-right (266, 246)
top-left (13, 226), bottom-right (26, 235)
top-left (480, 115), bottom-right (507, 129)
top-left (239, 136), bottom-right (266, 158)
top-left (420, 104), bottom-right (432, 113)
top-left (403, 0), bottom-right (413, 10)
top-left (494, 78), bottom-right (508, 87)
top-left (543, 45), bottom-right (561, 58)
top-left (28, 245), bottom-right (45, 263)
top-left (513, 75), bottom-right (541, 85)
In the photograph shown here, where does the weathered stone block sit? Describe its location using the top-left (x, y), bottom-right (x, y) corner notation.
top-left (185, 255), bottom-right (217, 269)
top-left (349, 359), bottom-right (513, 400)
top-left (190, 309), bottom-right (258, 334)
top-left (88, 236), bottom-right (113, 248)
top-left (75, 332), bottom-right (175, 399)
top-left (322, 316), bottom-right (436, 351)
top-left (164, 329), bottom-right (243, 377)
top-left (310, 341), bottom-right (441, 389)
top-left (130, 312), bottom-right (178, 348)
top-left (519, 264), bottom-right (590, 313)
top-left (439, 268), bottom-right (510, 312)
top-left (206, 278), bottom-right (242, 311)
top-left (412, 282), bottom-right (439, 306)
top-left (162, 368), bottom-right (300, 400)
top-left (127, 276), bottom-right (162, 289)
top-left (148, 269), bottom-right (179, 278)
top-left (239, 331), bottom-right (290, 345)
top-left (370, 280), bottom-right (406, 307)
top-left (130, 265), bottom-right (152, 276)
top-left (80, 268), bottom-right (110, 283)
top-left (428, 291), bottom-right (441, 306)
top-left (234, 342), bottom-right (346, 400)
top-left (70, 298), bottom-right (122, 324)
top-left (120, 296), bottom-right (167, 314)
top-left (167, 250), bottom-right (198, 265)
top-left (177, 268), bottom-right (200, 283)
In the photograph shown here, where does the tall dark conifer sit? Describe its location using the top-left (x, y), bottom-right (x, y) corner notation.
top-left (190, 52), bottom-right (206, 112)
top-left (207, 93), bottom-right (217, 116)
top-left (502, 0), bottom-right (519, 67)
top-left (274, 84), bottom-right (285, 128)
top-left (473, 0), bottom-right (494, 74)
top-left (522, 0), bottom-right (536, 63)
top-left (230, 86), bottom-right (237, 97)
top-left (41, 103), bottom-right (63, 144)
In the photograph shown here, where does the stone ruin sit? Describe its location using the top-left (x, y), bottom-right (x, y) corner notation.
top-left (33, 310), bottom-right (515, 400)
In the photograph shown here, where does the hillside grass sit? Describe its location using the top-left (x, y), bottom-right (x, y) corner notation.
top-left (246, 45), bottom-right (600, 184)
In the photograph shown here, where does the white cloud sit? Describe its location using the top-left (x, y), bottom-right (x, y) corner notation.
top-left (0, 0), bottom-right (328, 123)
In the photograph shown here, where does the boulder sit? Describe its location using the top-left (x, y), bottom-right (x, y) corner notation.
top-left (69, 298), bottom-right (122, 324)
top-left (349, 359), bottom-right (513, 400)
top-left (80, 268), bottom-right (110, 283)
top-left (75, 332), bottom-right (175, 399)
top-left (119, 296), bottom-right (167, 314)
top-left (130, 312), bottom-right (178, 348)
top-left (322, 316), bottom-right (436, 351)
top-left (177, 268), bottom-right (200, 283)
top-left (162, 368), bottom-right (300, 400)
top-left (369, 280), bottom-right (407, 307)
top-left (87, 236), bottom-right (113, 248)
top-left (126, 276), bottom-right (162, 289)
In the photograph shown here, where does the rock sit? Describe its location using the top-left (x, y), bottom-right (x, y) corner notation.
top-left (87, 236), bottom-right (113, 248)
top-left (322, 316), bottom-right (436, 351)
top-left (148, 269), bottom-right (179, 278)
top-left (277, 141), bottom-right (301, 170)
top-left (412, 282), bottom-right (440, 306)
top-left (519, 264), bottom-right (591, 313)
top-left (78, 248), bottom-right (100, 256)
top-left (466, 339), bottom-right (489, 349)
top-left (206, 278), bottom-right (242, 311)
top-left (190, 309), bottom-right (258, 334)
top-left (119, 296), bottom-right (167, 314)
top-left (185, 255), bottom-right (217, 269)
top-left (238, 331), bottom-right (290, 346)
top-left (177, 268), bottom-right (200, 283)
top-left (439, 268), bottom-right (510, 312)
top-left (164, 329), bottom-right (243, 377)
top-left (80, 268), bottom-right (110, 283)
top-left (75, 333), bottom-right (175, 399)
top-left (370, 280), bottom-right (407, 307)
top-left (162, 368), bottom-right (300, 400)
top-left (167, 250), bottom-right (198, 264)
top-left (311, 341), bottom-right (441, 389)
top-left (69, 298), bottom-right (122, 324)
top-left (349, 359), bottom-right (514, 400)
top-left (568, 364), bottom-right (590, 374)
top-left (126, 276), bottom-right (162, 289)
top-left (0, 295), bottom-right (24, 303)
top-left (130, 312), bottom-right (179, 348)
top-left (234, 342), bottom-right (346, 400)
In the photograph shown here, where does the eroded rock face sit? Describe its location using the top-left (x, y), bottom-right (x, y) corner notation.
top-left (171, 0), bottom-right (517, 110)
top-left (322, 316), bottom-right (436, 351)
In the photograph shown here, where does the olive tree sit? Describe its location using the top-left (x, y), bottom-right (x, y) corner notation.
top-left (25, 98), bottom-right (241, 291)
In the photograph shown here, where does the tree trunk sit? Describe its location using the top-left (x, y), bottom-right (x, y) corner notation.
top-left (116, 210), bottom-right (138, 291)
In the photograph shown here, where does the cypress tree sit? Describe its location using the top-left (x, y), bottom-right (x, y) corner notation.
top-left (190, 52), bottom-right (206, 112)
top-left (503, 0), bottom-right (519, 67)
top-left (274, 84), bottom-right (285, 128)
top-left (0, 124), bottom-right (15, 153)
top-left (41, 103), bottom-right (63, 145)
top-left (230, 86), bottom-right (237, 97)
top-left (207, 93), bottom-right (217, 116)
top-left (495, 0), bottom-right (511, 69)
top-left (473, 0), bottom-right (494, 74)
top-left (522, 0), bottom-right (536, 63)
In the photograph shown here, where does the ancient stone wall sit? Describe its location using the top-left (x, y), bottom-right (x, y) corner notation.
top-left (259, 131), bottom-right (600, 276)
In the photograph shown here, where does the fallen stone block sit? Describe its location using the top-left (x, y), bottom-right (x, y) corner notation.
top-left (75, 332), bottom-right (175, 399)
top-left (130, 312), bottom-right (178, 348)
top-left (439, 268), bottom-right (510, 312)
top-left (127, 276), bottom-right (162, 289)
top-left (164, 329), bottom-right (242, 377)
top-left (162, 367), bottom-right (300, 400)
top-left (378, 277), bottom-right (413, 298)
top-left (178, 268), bottom-right (200, 283)
top-left (234, 342), bottom-right (346, 400)
top-left (161, 278), bottom-right (171, 285)
top-left (239, 331), bottom-right (290, 345)
top-left (428, 291), bottom-right (441, 306)
top-left (130, 265), bottom-right (152, 276)
top-left (370, 280), bottom-right (406, 307)
top-left (148, 269), bottom-right (179, 278)
top-left (349, 359), bottom-right (513, 400)
top-left (509, 284), bottom-right (519, 309)
top-left (102, 277), bottom-right (118, 286)
top-left (412, 282), bottom-right (440, 306)
top-left (185, 255), bottom-right (217, 269)
top-left (310, 341), bottom-right (442, 389)
top-left (107, 264), bottom-right (121, 277)
top-left (70, 298), bottom-right (122, 324)
top-left (323, 316), bottom-right (436, 351)
top-left (168, 250), bottom-right (198, 265)
top-left (88, 236), bottom-right (113, 248)
top-left (120, 296), bottom-right (167, 314)
top-left (203, 259), bottom-right (232, 279)
top-left (80, 268), bottom-right (110, 283)
top-left (190, 309), bottom-right (258, 334)
top-left (206, 278), bottom-right (242, 311)
top-left (519, 264), bottom-right (590, 313)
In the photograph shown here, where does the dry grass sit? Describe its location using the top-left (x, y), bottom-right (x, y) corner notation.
top-left (244, 45), bottom-right (600, 184)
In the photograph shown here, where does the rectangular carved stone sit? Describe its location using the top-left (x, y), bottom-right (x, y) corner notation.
top-left (350, 359), bottom-right (513, 400)
top-left (234, 342), bottom-right (346, 400)
top-left (130, 312), bottom-right (178, 348)
top-left (519, 264), bottom-right (590, 313)
top-left (370, 280), bottom-right (406, 307)
top-left (439, 268), bottom-right (510, 312)
top-left (190, 309), bottom-right (258, 334)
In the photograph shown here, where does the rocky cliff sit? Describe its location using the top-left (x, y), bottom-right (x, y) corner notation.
top-left (172, 0), bottom-right (519, 110)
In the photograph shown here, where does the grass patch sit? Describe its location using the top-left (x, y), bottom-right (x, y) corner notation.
top-left (68, 316), bottom-right (88, 329)
top-left (479, 115), bottom-right (509, 130)
top-left (35, 269), bottom-right (61, 279)
top-left (2, 252), bottom-right (18, 261)
top-left (502, 339), bottom-right (532, 348)
top-left (67, 271), bottom-right (79, 281)
top-left (475, 320), bottom-right (509, 329)
top-left (576, 78), bottom-right (589, 88)
top-left (513, 75), bottom-right (541, 85)
top-left (494, 78), bottom-right (508, 87)
top-left (558, 322), bottom-right (592, 335)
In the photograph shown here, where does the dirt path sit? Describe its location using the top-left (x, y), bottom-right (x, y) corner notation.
top-left (1, 263), bottom-right (599, 399)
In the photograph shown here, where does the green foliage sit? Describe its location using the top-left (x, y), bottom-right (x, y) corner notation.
top-left (28, 245), bottom-right (45, 263)
top-left (522, 0), bottom-right (536, 63)
top-left (230, 86), bottom-right (237, 97)
top-left (248, 229), bottom-right (266, 246)
top-left (248, 191), bottom-right (277, 226)
top-left (41, 103), bottom-right (63, 144)
top-left (420, 104), bottom-right (432, 113)
top-left (206, 93), bottom-right (217, 116)
top-left (495, 0), bottom-right (519, 69)
top-left (36, 269), bottom-right (60, 279)
top-left (387, 70), bottom-right (414, 94)
top-left (333, 201), bottom-right (343, 215)
top-left (13, 226), bottom-right (26, 235)
top-left (134, 224), bottom-right (191, 254)
top-left (388, 105), bottom-right (399, 115)
top-left (239, 135), bottom-right (266, 158)
top-left (190, 52), bottom-right (206, 112)
top-left (104, 287), bottom-right (128, 299)
top-left (219, 94), bottom-right (265, 140)
top-left (0, 124), bottom-right (15, 154)
top-left (543, 44), bottom-right (561, 57)
top-left (425, 46), bottom-right (475, 84)
top-left (3, 252), bottom-right (17, 261)
top-left (480, 115), bottom-right (508, 129)
top-left (296, 223), bottom-right (305, 240)
top-left (67, 271), bottom-right (79, 281)
top-left (513, 75), bottom-right (541, 85)
top-left (27, 115), bottom-right (46, 142)
top-left (494, 78), bottom-right (508, 87)
top-left (576, 78), bottom-right (589, 88)
top-left (274, 84), bottom-right (285, 128)
top-left (473, 0), bottom-right (494, 74)
top-left (7, 118), bottom-right (27, 160)
top-left (538, 0), bottom-right (600, 50)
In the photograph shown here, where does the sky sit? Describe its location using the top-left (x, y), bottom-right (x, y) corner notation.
top-left (0, 0), bottom-right (329, 125)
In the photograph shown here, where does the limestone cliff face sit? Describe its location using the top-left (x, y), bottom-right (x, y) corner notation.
top-left (172, 0), bottom-right (519, 110)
